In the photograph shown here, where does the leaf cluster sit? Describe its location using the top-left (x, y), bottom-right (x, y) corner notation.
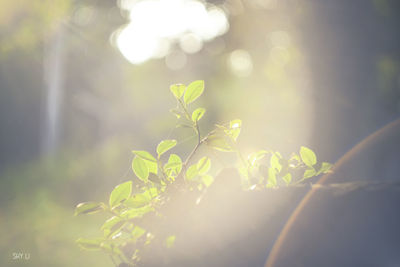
top-left (74, 80), bottom-right (332, 266)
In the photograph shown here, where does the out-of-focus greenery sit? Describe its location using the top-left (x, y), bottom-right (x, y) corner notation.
top-left (0, 0), bottom-right (71, 53)
top-left (0, 137), bottom-right (134, 266)
top-left (1, 0), bottom-right (400, 266)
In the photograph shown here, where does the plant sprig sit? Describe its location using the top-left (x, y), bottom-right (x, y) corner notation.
top-left (74, 80), bottom-right (332, 266)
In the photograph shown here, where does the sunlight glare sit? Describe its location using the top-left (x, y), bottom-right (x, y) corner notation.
top-left (231, 122), bottom-right (240, 128)
top-left (114, 0), bottom-right (229, 65)
top-left (179, 33), bottom-right (203, 54)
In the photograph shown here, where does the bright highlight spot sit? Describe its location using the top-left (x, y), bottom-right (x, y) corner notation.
top-left (228, 49), bottom-right (253, 77)
top-left (179, 33), bottom-right (203, 54)
top-left (114, 0), bottom-right (229, 65)
top-left (231, 122), bottom-right (240, 129)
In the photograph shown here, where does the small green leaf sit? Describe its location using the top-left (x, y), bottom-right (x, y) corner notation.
top-left (248, 150), bottom-right (269, 165)
top-left (156, 139), bottom-right (177, 157)
top-left (101, 216), bottom-right (123, 230)
top-left (101, 216), bottom-right (125, 237)
top-left (202, 175), bottom-right (214, 187)
top-left (317, 162), bottom-right (333, 175)
top-left (145, 187), bottom-right (158, 198)
top-left (109, 181), bottom-right (132, 208)
top-left (132, 150), bottom-right (157, 174)
top-left (225, 129), bottom-right (240, 142)
top-left (146, 160), bottom-right (158, 174)
top-left (170, 84), bottom-right (186, 99)
top-left (132, 150), bottom-right (157, 162)
top-left (270, 153), bottom-right (282, 172)
top-left (121, 205), bottom-right (154, 219)
top-left (192, 108), bottom-right (206, 122)
top-left (184, 80), bottom-right (204, 105)
top-left (303, 168), bottom-right (317, 179)
top-left (185, 164), bottom-right (199, 180)
top-left (124, 193), bottom-right (151, 208)
top-left (197, 156), bottom-right (211, 175)
top-left (289, 153), bottom-right (301, 168)
top-left (282, 173), bottom-right (292, 185)
top-left (76, 238), bottom-right (103, 251)
top-left (132, 157), bottom-right (149, 182)
top-left (165, 235), bottom-right (176, 248)
top-left (74, 202), bottom-right (104, 216)
top-left (164, 154), bottom-right (182, 176)
top-left (223, 119), bottom-right (242, 141)
top-left (300, 146), bottom-right (317, 167)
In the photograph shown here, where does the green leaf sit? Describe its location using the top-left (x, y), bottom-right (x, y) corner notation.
top-left (248, 150), bottom-right (269, 166)
top-left (146, 161), bottom-right (158, 174)
top-left (192, 108), bottom-right (206, 122)
top-left (101, 216), bottom-right (123, 231)
top-left (303, 168), bottom-right (317, 179)
top-left (184, 80), bottom-right (204, 105)
top-left (132, 150), bottom-right (157, 162)
top-left (124, 196), bottom-right (149, 209)
top-left (317, 162), bottom-right (333, 175)
top-left (156, 139), bottom-right (177, 157)
top-left (170, 84), bottom-right (185, 99)
top-left (110, 230), bottom-right (131, 242)
top-left (164, 154), bottom-right (182, 176)
top-left (197, 156), bottom-right (211, 175)
top-left (121, 205), bottom-right (154, 219)
top-left (109, 181), bottom-right (132, 208)
top-left (185, 164), bottom-right (199, 180)
top-left (132, 156), bottom-right (149, 182)
top-left (132, 150), bottom-right (157, 174)
top-left (101, 216), bottom-right (125, 237)
top-left (124, 193), bottom-right (152, 208)
top-left (202, 175), bottom-right (214, 187)
top-left (74, 202), bottom-right (104, 216)
top-left (76, 238), bottom-right (103, 251)
top-left (289, 153), bottom-right (301, 168)
top-left (270, 153), bottom-right (282, 172)
top-left (165, 235), bottom-right (176, 248)
top-left (282, 173), bottom-right (292, 185)
top-left (222, 119), bottom-right (242, 141)
top-left (300, 146), bottom-right (317, 167)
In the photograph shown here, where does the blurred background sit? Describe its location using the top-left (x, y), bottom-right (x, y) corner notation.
top-left (1, 0), bottom-right (400, 266)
